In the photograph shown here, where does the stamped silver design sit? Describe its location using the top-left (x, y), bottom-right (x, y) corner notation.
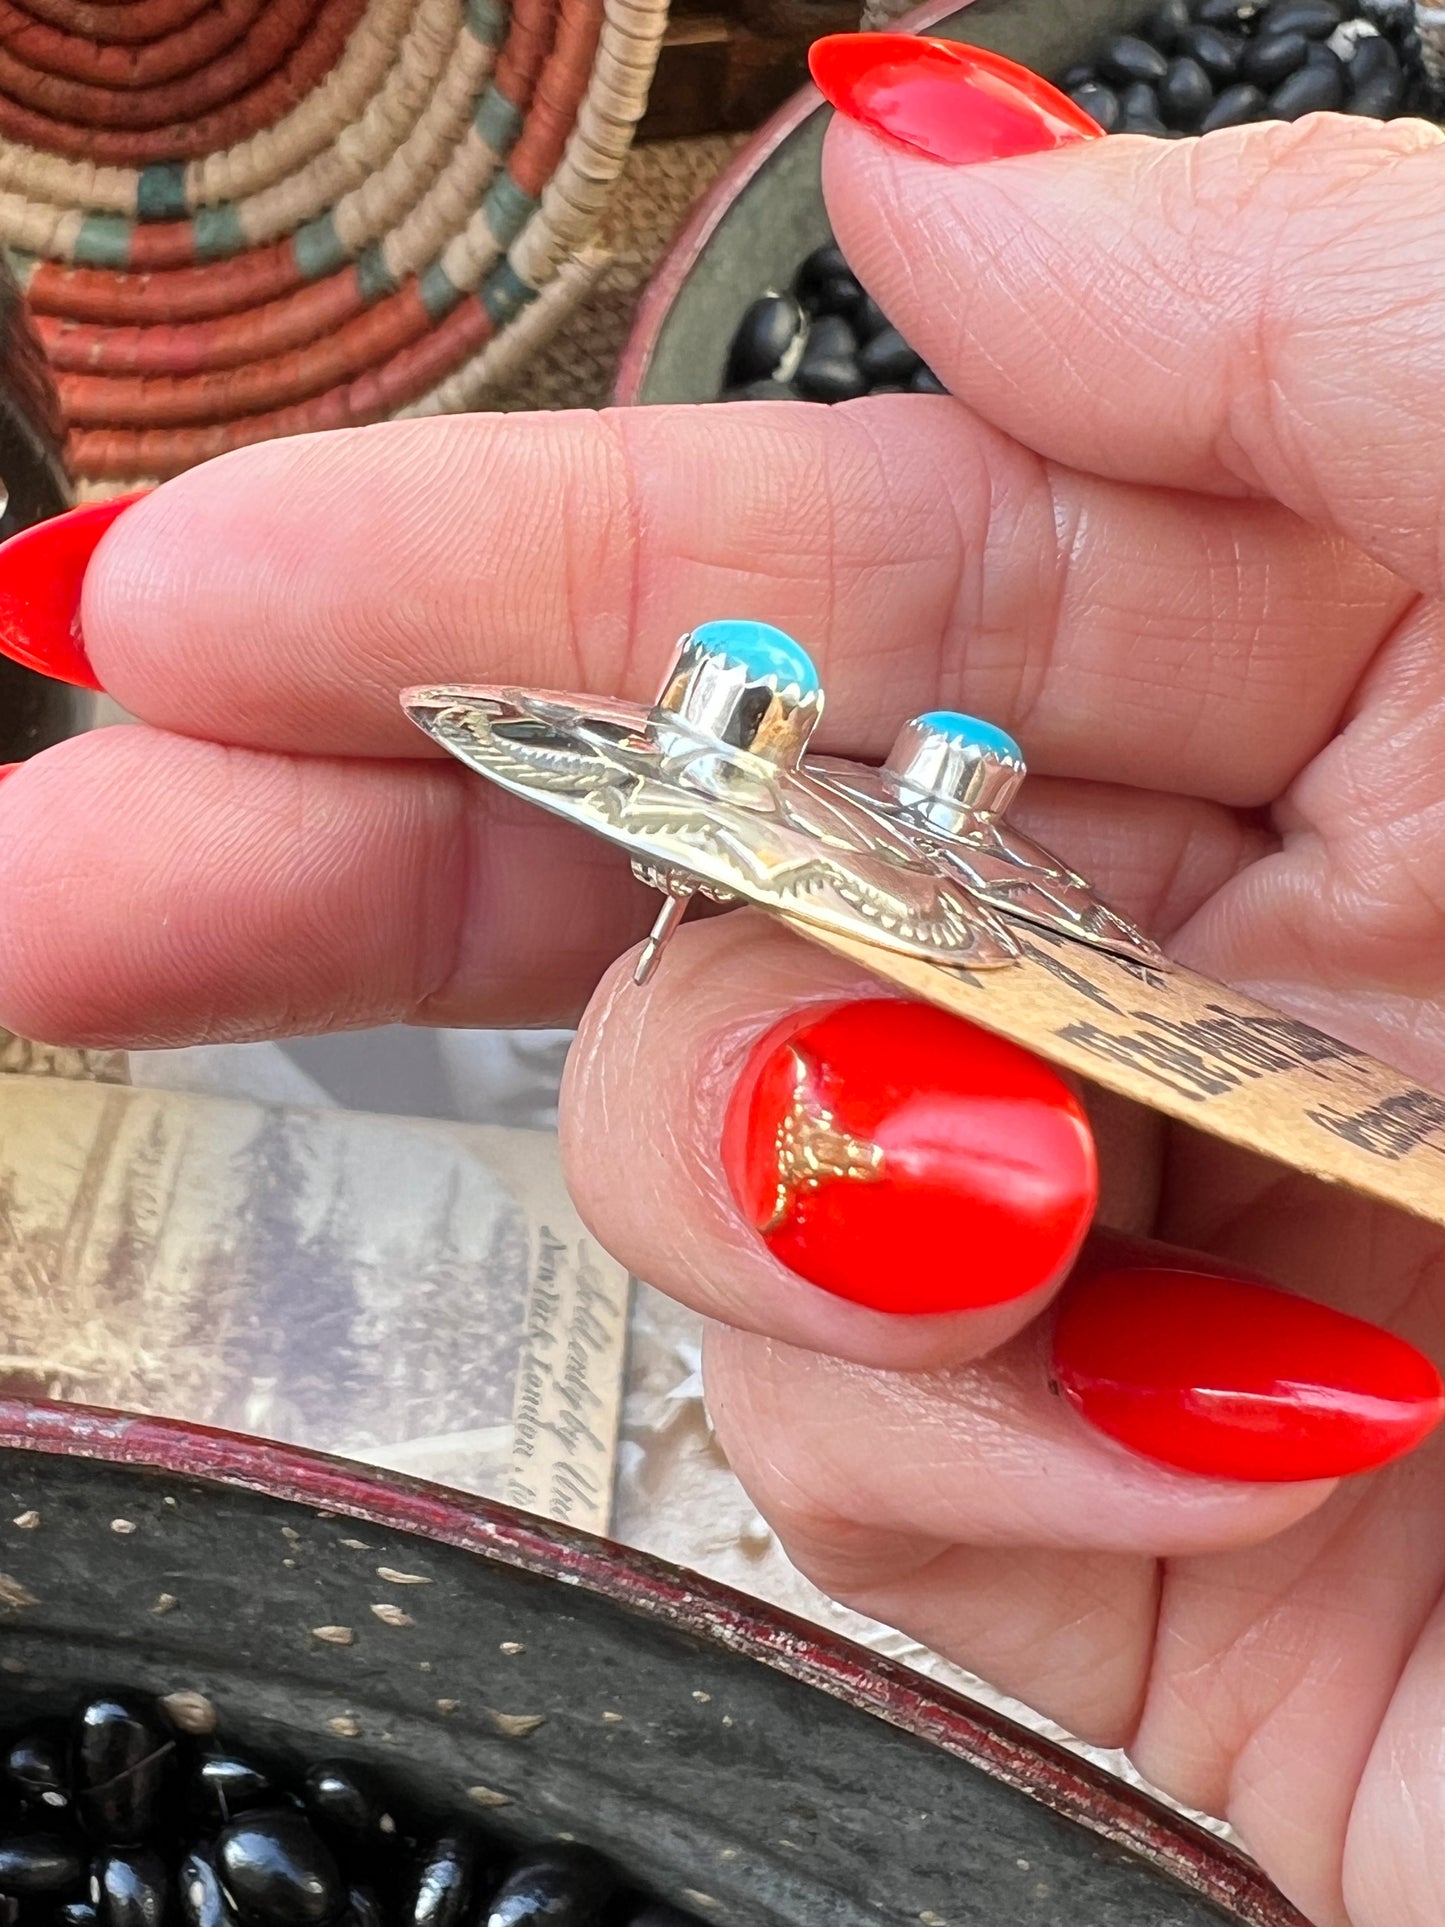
top-left (402, 623), bottom-right (1020, 984)
top-left (812, 711), bottom-right (1165, 969)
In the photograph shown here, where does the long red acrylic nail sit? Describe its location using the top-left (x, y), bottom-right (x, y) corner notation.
top-left (1053, 1265), bottom-right (1445, 1482)
top-left (809, 34), bottom-right (1103, 166)
top-left (0, 493), bottom-right (144, 691)
top-left (722, 998), bottom-right (1097, 1315)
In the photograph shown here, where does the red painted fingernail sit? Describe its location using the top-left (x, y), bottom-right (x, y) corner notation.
top-left (0, 492), bottom-right (146, 692)
top-left (722, 998), bottom-right (1096, 1315)
top-left (809, 34), bottom-right (1103, 166)
top-left (0, 763), bottom-right (19, 782)
top-left (1053, 1266), bottom-right (1445, 1482)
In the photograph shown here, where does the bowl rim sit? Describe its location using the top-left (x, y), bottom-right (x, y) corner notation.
top-left (612, 0), bottom-right (970, 407)
top-left (0, 1394), bottom-right (1303, 1926)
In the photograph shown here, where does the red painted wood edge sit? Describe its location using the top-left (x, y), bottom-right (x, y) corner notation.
top-left (0, 1396), bottom-right (1307, 1927)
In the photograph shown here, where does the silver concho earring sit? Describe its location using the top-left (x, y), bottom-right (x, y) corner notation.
top-left (395, 623), bottom-right (1445, 1248)
top-left (402, 621), bottom-right (1018, 984)
top-left (809, 711), bottom-right (1164, 969)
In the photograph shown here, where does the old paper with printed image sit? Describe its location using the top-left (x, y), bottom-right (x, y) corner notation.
top-left (0, 1074), bottom-right (628, 1533)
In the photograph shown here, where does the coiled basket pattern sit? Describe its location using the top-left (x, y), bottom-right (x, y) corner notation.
top-left (0, 0), bottom-right (669, 489)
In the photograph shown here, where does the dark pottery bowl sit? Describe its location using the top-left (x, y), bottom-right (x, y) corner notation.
top-left (0, 1400), bottom-right (1306, 1927)
top-left (614, 0), bottom-right (1150, 407)
top-left (0, 265), bottom-right (78, 762)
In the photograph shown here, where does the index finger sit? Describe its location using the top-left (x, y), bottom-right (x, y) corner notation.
top-left (74, 399), bottom-right (1402, 806)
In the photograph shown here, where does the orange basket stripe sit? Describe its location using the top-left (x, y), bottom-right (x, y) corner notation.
top-left (27, 242), bottom-right (305, 320)
top-left (0, 0), bottom-right (364, 160)
top-left (15, 0), bottom-right (217, 44)
top-left (67, 297), bottom-right (493, 478)
top-left (494, 0), bottom-right (559, 108)
top-left (0, 0), bottom-right (271, 89)
top-left (57, 278), bottom-right (433, 422)
top-left (507, 0), bottom-right (601, 195)
top-left (0, 0), bottom-right (319, 127)
top-left (37, 267), bottom-right (367, 373)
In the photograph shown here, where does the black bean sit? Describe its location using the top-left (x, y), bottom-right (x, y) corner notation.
top-left (1349, 64), bottom-right (1405, 109)
top-left (1120, 80), bottom-right (1162, 116)
top-left (803, 313), bottom-right (857, 359)
top-left (802, 272), bottom-right (861, 318)
top-left (5, 1728), bottom-right (70, 1811)
top-left (58, 1905), bottom-right (100, 1927)
top-left (1200, 80), bottom-right (1268, 125)
top-left (1349, 30), bottom-right (1401, 80)
top-left (1360, 0), bottom-right (1413, 32)
top-left (793, 242), bottom-right (848, 302)
top-left (1069, 79), bottom-right (1121, 128)
top-left (724, 293), bottom-right (806, 386)
top-left (217, 1815), bottom-right (345, 1927)
top-left (301, 1769), bottom-right (393, 1851)
top-left (1305, 41), bottom-right (1348, 75)
top-left (93, 1851), bottom-right (170, 1927)
top-left (406, 1836), bottom-right (481, 1927)
top-left (1403, 67), bottom-right (1439, 114)
top-left (1259, 0), bottom-right (1341, 35)
top-left (1098, 33), bottom-right (1170, 82)
top-left (1272, 48), bottom-right (1345, 108)
top-left (1147, 0), bottom-right (1192, 44)
top-left (72, 1700), bottom-right (172, 1847)
top-left (341, 1888), bottom-right (382, 1927)
top-left (180, 1847), bottom-right (239, 1927)
top-left (1121, 112), bottom-right (1172, 132)
top-left (195, 1760), bottom-right (275, 1827)
top-left (857, 327), bottom-right (920, 385)
top-left (0, 1833), bottom-right (86, 1897)
top-left (720, 379), bottom-right (797, 401)
top-left (911, 367), bottom-right (948, 395)
top-left (867, 384), bottom-right (909, 393)
top-left (1242, 28), bottom-right (1310, 82)
top-left (623, 1912), bottom-right (695, 1927)
top-left (1194, 0), bottom-right (1261, 27)
top-left (1058, 62), bottom-right (1096, 89)
top-left (794, 355), bottom-right (868, 403)
top-left (1160, 54), bottom-right (1215, 120)
top-left (485, 1851), bottom-right (614, 1927)
top-left (850, 293), bottom-right (890, 341)
top-left (1180, 24), bottom-right (1247, 76)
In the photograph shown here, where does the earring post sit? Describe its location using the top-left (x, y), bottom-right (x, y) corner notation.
top-left (634, 892), bottom-right (690, 986)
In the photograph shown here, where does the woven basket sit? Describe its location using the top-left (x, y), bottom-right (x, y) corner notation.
top-left (0, 0), bottom-right (669, 492)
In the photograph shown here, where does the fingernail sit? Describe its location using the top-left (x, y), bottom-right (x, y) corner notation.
top-left (0, 763), bottom-right (19, 783)
top-left (1053, 1266), bottom-right (1445, 1481)
top-left (0, 492), bottom-right (146, 692)
top-left (809, 33), bottom-right (1103, 166)
top-left (722, 998), bottom-right (1096, 1315)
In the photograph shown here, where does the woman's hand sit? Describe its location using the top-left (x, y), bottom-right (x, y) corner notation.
top-left (2, 77), bottom-right (1445, 1927)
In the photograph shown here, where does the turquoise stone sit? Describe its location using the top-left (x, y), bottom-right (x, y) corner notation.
top-left (691, 620), bottom-right (820, 695)
top-left (915, 710), bottom-right (1021, 763)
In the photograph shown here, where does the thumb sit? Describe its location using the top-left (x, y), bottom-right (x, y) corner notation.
top-left (813, 35), bottom-right (1445, 593)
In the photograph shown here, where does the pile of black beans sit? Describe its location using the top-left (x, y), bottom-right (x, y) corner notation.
top-left (1063, 0), bottom-right (1436, 136)
top-left (721, 245), bottom-right (946, 403)
top-left (718, 0), bottom-right (1442, 403)
top-left (0, 1692), bottom-right (689, 1927)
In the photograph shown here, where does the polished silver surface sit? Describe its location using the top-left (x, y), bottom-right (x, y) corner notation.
top-left (884, 713), bottom-right (1026, 822)
top-left (813, 711), bottom-right (1165, 969)
top-left (402, 624), bottom-right (1021, 983)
